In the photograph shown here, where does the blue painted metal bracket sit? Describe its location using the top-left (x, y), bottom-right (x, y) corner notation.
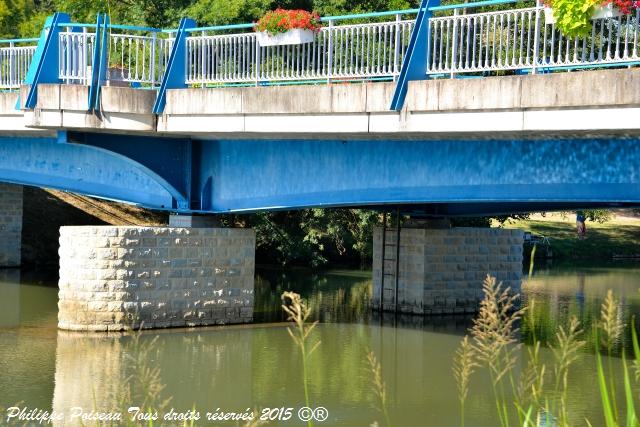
top-left (19, 12), bottom-right (71, 110)
top-left (88, 13), bottom-right (110, 111)
top-left (390, 0), bottom-right (439, 111)
top-left (71, 131), bottom-right (192, 210)
top-left (152, 17), bottom-right (196, 114)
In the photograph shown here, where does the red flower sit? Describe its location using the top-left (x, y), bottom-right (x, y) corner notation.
top-left (256, 9), bottom-right (322, 35)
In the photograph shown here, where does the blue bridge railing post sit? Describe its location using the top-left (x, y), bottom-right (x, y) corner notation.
top-left (390, 0), bottom-right (439, 111)
top-left (20, 12), bottom-right (71, 110)
top-left (152, 17), bottom-right (196, 114)
top-left (88, 13), bottom-right (110, 111)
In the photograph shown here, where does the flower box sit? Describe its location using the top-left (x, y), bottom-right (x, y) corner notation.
top-left (255, 9), bottom-right (321, 46)
top-left (543, 7), bottom-right (556, 24)
top-left (256, 28), bottom-right (315, 47)
top-left (591, 3), bottom-right (623, 19)
top-left (544, 4), bottom-right (622, 25)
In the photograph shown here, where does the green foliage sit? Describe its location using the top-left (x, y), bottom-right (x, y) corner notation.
top-left (453, 214), bottom-right (531, 228)
top-left (312, 0), bottom-right (417, 17)
top-left (455, 283), bottom-right (640, 427)
top-left (0, 0), bottom-right (38, 38)
top-left (547, 0), bottom-right (600, 38)
top-left (187, 0), bottom-right (271, 26)
top-left (223, 209), bottom-right (380, 268)
top-left (584, 209), bottom-right (614, 224)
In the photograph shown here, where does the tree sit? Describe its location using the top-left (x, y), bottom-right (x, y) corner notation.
top-left (583, 209), bottom-right (613, 224)
top-left (187, 0), bottom-right (271, 26)
top-left (0, 0), bottom-right (38, 38)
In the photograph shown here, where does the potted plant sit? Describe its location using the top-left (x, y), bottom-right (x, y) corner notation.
top-left (543, 0), bottom-right (638, 37)
top-left (255, 9), bottom-right (321, 47)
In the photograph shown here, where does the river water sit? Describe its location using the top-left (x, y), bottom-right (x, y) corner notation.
top-left (0, 263), bottom-right (639, 426)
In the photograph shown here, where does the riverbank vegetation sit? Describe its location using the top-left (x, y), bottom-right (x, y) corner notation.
top-left (280, 278), bottom-right (640, 427)
top-left (506, 211), bottom-right (640, 261)
top-left (451, 277), bottom-right (640, 427)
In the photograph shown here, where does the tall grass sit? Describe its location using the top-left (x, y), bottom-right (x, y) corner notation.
top-left (453, 275), bottom-right (640, 427)
top-left (366, 350), bottom-right (392, 427)
top-left (281, 291), bottom-right (321, 427)
top-left (469, 275), bottom-right (523, 427)
top-left (452, 336), bottom-right (477, 427)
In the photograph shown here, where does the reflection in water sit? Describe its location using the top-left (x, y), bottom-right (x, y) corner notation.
top-left (0, 270), bottom-right (20, 327)
top-left (0, 264), bottom-right (639, 425)
top-left (522, 264), bottom-right (640, 354)
top-left (52, 329), bottom-right (254, 426)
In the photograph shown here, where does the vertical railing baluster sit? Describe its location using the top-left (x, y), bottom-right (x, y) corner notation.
top-left (8, 42), bottom-right (14, 87)
top-left (327, 19), bottom-right (334, 83)
top-left (393, 13), bottom-right (401, 79)
top-left (451, 10), bottom-right (458, 77)
top-left (202, 31), bottom-right (207, 85)
top-left (634, 9), bottom-right (639, 58)
top-left (150, 32), bottom-right (157, 86)
top-left (255, 35), bottom-right (261, 85)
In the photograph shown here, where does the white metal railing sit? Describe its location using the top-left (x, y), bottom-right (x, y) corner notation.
top-left (58, 31), bottom-right (95, 84)
top-left (108, 33), bottom-right (172, 85)
top-left (58, 30), bottom-right (172, 85)
top-left (428, 6), bottom-right (640, 76)
top-left (541, 10), bottom-right (640, 67)
top-left (186, 18), bottom-right (415, 85)
top-left (0, 44), bottom-right (36, 89)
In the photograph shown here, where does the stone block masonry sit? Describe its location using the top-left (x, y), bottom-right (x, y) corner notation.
top-left (0, 183), bottom-right (23, 267)
top-left (372, 227), bottom-right (524, 315)
top-left (58, 226), bottom-right (255, 331)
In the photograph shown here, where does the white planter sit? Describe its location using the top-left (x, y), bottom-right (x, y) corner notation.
top-left (256, 29), bottom-right (315, 47)
top-left (544, 4), bottom-right (622, 25)
top-left (591, 3), bottom-right (623, 19)
top-left (544, 7), bottom-right (556, 25)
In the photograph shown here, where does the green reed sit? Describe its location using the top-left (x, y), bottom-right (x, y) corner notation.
top-left (454, 275), bottom-right (640, 427)
top-left (281, 291), bottom-right (321, 427)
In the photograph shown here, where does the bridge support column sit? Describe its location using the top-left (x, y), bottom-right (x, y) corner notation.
top-left (0, 183), bottom-right (23, 267)
top-left (58, 225), bottom-right (255, 331)
top-left (373, 227), bottom-right (524, 314)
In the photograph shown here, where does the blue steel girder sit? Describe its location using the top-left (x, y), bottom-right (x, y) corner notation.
top-left (200, 136), bottom-right (640, 213)
top-left (68, 132), bottom-right (193, 210)
top-left (0, 135), bottom-right (185, 209)
top-left (0, 133), bottom-right (639, 216)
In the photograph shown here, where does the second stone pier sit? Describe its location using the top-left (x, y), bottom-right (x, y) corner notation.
top-left (372, 227), bottom-right (524, 315)
top-left (58, 226), bottom-right (255, 331)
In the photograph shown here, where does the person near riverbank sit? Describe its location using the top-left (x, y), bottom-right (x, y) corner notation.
top-left (576, 211), bottom-right (587, 239)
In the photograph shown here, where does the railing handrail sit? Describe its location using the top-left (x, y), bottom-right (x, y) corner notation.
top-left (430, 4), bottom-right (538, 20)
top-left (166, 9), bottom-right (422, 33)
top-left (0, 38), bottom-right (39, 44)
top-left (55, 22), bottom-right (165, 33)
top-left (429, 0), bottom-right (532, 12)
top-left (183, 23), bottom-right (255, 33)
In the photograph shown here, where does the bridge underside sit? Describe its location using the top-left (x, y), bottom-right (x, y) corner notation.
top-left (0, 132), bottom-right (638, 216)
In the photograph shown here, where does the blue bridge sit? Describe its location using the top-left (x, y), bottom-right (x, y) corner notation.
top-left (1, 0), bottom-right (639, 328)
top-left (0, 0), bottom-right (639, 217)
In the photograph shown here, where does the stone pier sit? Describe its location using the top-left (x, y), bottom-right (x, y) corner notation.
top-left (0, 183), bottom-right (23, 267)
top-left (372, 227), bottom-right (524, 314)
top-left (58, 226), bottom-right (255, 331)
